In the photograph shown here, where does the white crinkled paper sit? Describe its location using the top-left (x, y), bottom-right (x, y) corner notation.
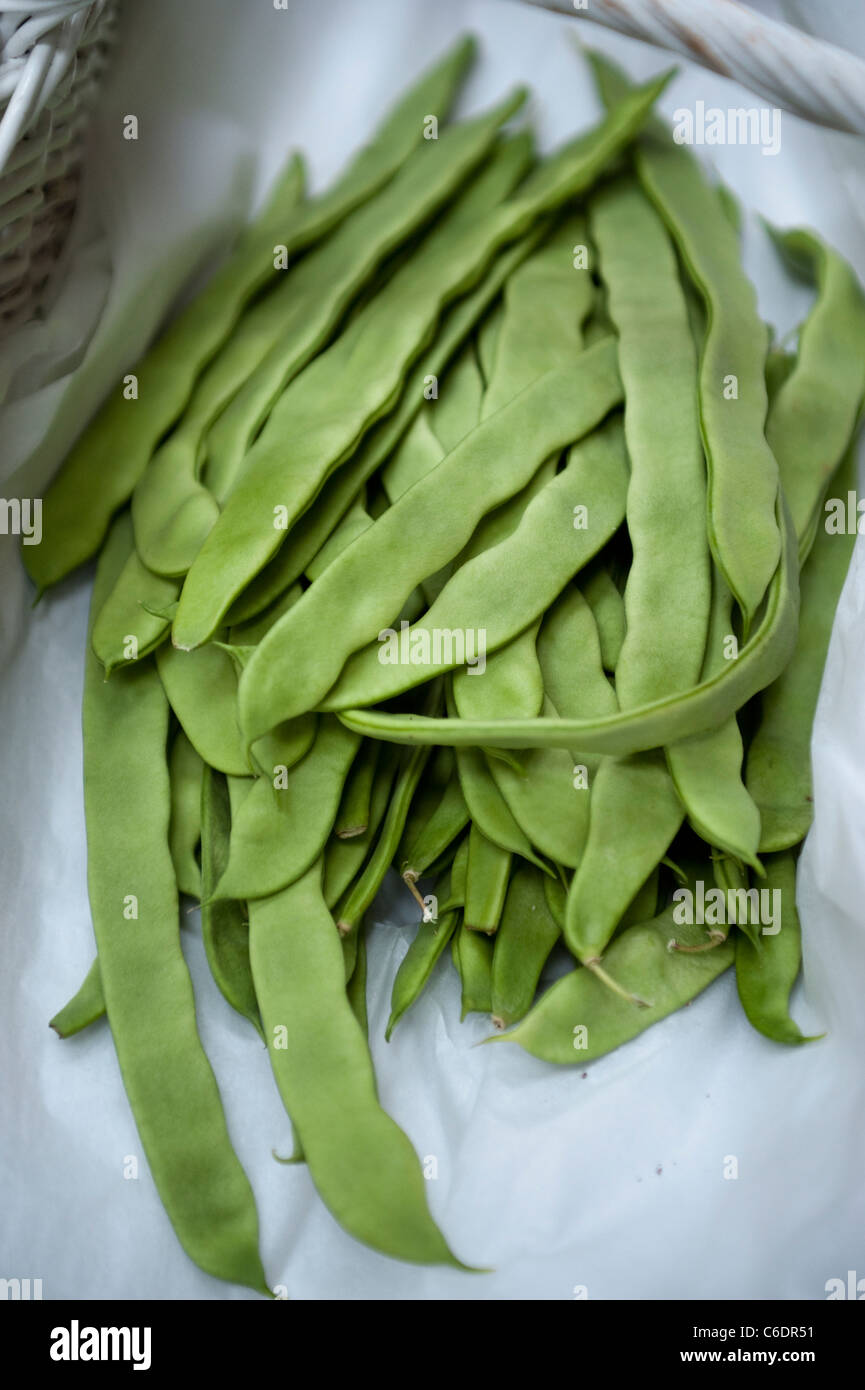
top-left (1, 0), bottom-right (863, 1300)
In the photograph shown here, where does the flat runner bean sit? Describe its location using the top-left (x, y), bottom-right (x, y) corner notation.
top-left (338, 497), bottom-right (799, 755)
top-left (168, 729), bottom-right (204, 898)
top-left (249, 860), bottom-right (466, 1265)
top-left (491, 865), bottom-right (562, 1029)
top-left (200, 766), bottom-right (263, 1037)
top-left (81, 513), bottom-right (267, 1292)
top-left (49, 958), bottom-right (106, 1038)
top-left (735, 850), bottom-right (818, 1045)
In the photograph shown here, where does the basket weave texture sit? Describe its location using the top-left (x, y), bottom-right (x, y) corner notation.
top-left (0, 0), bottom-right (116, 331)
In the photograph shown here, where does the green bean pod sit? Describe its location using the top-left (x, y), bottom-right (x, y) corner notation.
top-left (346, 924), bottom-right (369, 1036)
top-left (464, 826), bottom-right (511, 934)
top-left (339, 496), bottom-right (799, 754)
top-left (764, 226), bottom-right (865, 564)
top-left (735, 850), bottom-right (818, 1045)
top-left (580, 565), bottom-right (626, 675)
top-left (387, 908), bottom-right (460, 1040)
top-left (429, 342), bottom-right (485, 454)
top-left (490, 864), bottom-right (562, 1029)
top-left (452, 920), bottom-right (494, 1019)
top-left (564, 751), bottom-right (684, 964)
top-left (91, 548), bottom-right (179, 674)
top-left (212, 717), bottom-right (361, 902)
top-left (50, 958), bottom-right (106, 1038)
top-left (587, 49), bottom-right (780, 632)
top-left (221, 218), bottom-right (543, 630)
top-left (334, 738), bottom-right (381, 839)
top-left (336, 738), bottom-right (434, 937)
top-left (666, 565), bottom-right (763, 870)
top-left (168, 729), bottom-right (204, 898)
top-left (200, 765), bottom-right (263, 1038)
top-left (249, 860), bottom-right (467, 1266)
top-left (324, 748), bottom-right (399, 909)
top-left (81, 512), bottom-right (268, 1293)
top-left (399, 777), bottom-right (470, 880)
top-left (500, 897), bottom-right (734, 1064)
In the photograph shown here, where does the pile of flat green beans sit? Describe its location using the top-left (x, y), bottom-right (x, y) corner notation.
top-left (31, 38), bottom-right (865, 1290)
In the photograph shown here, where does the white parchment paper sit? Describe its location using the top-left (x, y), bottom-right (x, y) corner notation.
top-left (1, 0), bottom-right (863, 1301)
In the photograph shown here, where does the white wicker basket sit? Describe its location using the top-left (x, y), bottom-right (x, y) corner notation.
top-left (527, 0), bottom-right (865, 135)
top-left (0, 0), bottom-right (116, 332)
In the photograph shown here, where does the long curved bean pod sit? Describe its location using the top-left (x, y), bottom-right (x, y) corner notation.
top-left (248, 860), bottom-right (468, 1266)
top-left (590, 175), bottom-right (709, 702)
top-left (588, 166), bottom-right (752, 918)
top-left (479, 212), bottom-right (594, 418)
top-left (334, 738), bottom-right (380, 839)
top-left (638, 138), bottom-right (781, 632)
top-left (564, 751), bottom-right (684, 965)
top-left (437, 836), bottom-right (470, 913)
top-left (386, 908), bottom-right (460, 1040)
top-left (173, 74), bottom-right (669, 650)
top-left (81, 513), bottom-right (268, 1293)
top-left (338, 497), bottom-right (798, 754)
top-left (346, 924), bottom-right (369, 1036)
top-left (591, 50), bottom-right (780, 631)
